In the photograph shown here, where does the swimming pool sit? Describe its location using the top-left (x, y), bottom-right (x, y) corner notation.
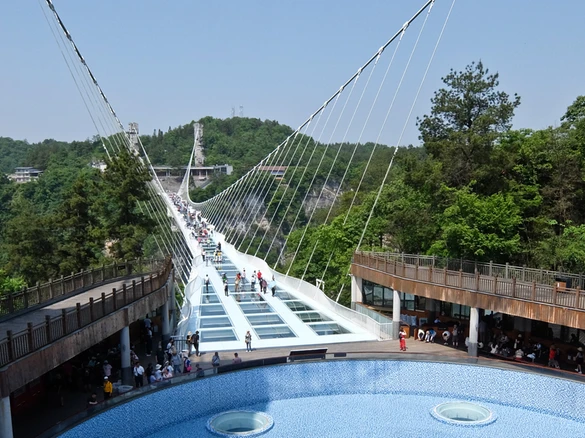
top-left (60, 360), bottom-right (585, 437)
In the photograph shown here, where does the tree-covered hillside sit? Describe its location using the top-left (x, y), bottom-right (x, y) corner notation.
top-left (280, 62), bottom-right (585, 305)
top-left (2, 61), bottom-right (585, 307)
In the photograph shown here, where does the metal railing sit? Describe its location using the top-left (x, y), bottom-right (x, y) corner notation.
top-left (0, 257), bottom-right (173, 368)
top-left (0, 258), bottom-right (165, 319)
top-left (362, 252), bottom-right (585, 289)
top-left (353, 252), bottom-right (585, 311)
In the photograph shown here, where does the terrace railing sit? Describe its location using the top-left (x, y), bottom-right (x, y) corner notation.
top-left (353, 252), bottom-right (585, 311)
top-left (0, 258), bottom-right (165, 319)
top-left (0, 257), bottom-right (173, 368)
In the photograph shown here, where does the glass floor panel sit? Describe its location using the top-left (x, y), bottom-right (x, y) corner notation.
top-left (275, 291), bottom-right (296, 300)
top-left (200, 328), bottom-right (237, 342)
top-left (239, 303), bottom-right (275, 314)
top-left (200, 304), bottom-right (226, 316)
top-left (201, 294), bottom-right (220, 304)
top-left (285, 301), bottom-right (314, 312)
top-left (246, 314), bottom-right (285, 326)
top-left (295, 311), bottom-right (332, 323)
top-left (254, 326), bottom-right (296, 339)
top-left (309, 323), bottom-right (351, 335)
top-left (232, 293), bottom-right (265, 303)
top-left (199, 316), bottom-right (232, 328)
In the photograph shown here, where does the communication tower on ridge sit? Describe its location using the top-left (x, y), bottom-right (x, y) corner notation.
top-left (194, 123), bottom-right (204, 167)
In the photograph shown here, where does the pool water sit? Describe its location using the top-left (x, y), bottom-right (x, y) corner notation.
top-left (146, 393), bottom-right (583, 437)
top-left (61, 360), bottom-right (585, 438)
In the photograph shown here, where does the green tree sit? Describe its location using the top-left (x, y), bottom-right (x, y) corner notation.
top-left (429, 186), bottom-right (522, 261)
top-left (3, 195), bottom-right (59, 284)
top-left (418, 61), bottom-right (520, 192)
top-left (55, 171), bottom-right (103, 273)
top-left (99, 149), bottom-right (153, 260)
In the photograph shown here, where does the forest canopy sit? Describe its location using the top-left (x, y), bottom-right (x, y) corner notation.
top-left (1, 61), bottom-right (584, 306)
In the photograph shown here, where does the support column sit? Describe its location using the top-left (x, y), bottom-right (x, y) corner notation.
top-left (0, 396), bottom-right (13, 438)
top-left (120, 326), bottom-right (132, 385)
top-left (350, 275), bottom-right (363, 310)
top-left (468, 307), bottom-right (480, 357)
top-left (169, 283), bottom-right (176, 330)
top-left (392, 289), bottom-right (401, 339)
top-left (162, 299), bottom-right (170, 346)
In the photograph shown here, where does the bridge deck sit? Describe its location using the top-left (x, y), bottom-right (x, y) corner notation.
top-left (180, 240), bottom-right (377, 352)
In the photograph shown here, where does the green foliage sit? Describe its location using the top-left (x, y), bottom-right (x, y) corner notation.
top-left (0, 269), bottom-right (26, 296)
top-left (418, 61), bottom-right (520, 192)
top-left (429, 187), bottom-right (522, 261)
top-left (98, 149), bottom-right (153, 260)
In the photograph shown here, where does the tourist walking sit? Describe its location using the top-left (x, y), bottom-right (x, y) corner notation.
top-left (133, 362), bottom-right (145, 387)
top-left (269, 276), bottom-right (277, 297)
top-left (193, 330), bottom-right (200, 356)
top-left (261, 278), bottom-right (268, 294)
top-left (103, 376), bottom-right (113, 399)
top-left (145, 326), bottom-right (153, 356)
top-left (245, 331), bottom-right (252, 352)
top-left (224, 282), bottom-right (229, 296)
top-left (212, 352), bottom-right (221, 372)
top-left (205, 274), bottom-right (210, 292)
top-left (399, 328), bottom-right (407, 351)
top-left (171, 350), bottom-right (182, 375)
top-left (575, 347), bottom-right (583, 374)
top-left (251, 271), bottom-right (257, 291)
top-left (235, 273), bottom-right (241, 293)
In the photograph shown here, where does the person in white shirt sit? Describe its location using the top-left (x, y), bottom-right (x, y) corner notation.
top-left (250, 271), bottom-right (257, 292)
top-left (133, 362), bottom-right (145, 387)
top-left (154, 364), bottom-right (163, 381)
top-left (102, 360), bottom-right (112, 378)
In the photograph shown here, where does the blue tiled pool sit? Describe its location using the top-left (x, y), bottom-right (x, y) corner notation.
top-left (61, 360), bottom-right (585, 437)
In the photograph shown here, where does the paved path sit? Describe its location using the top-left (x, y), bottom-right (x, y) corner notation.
top-left (189, 337), bottom-right (470, 369)
top-left (0, 277), bottom-right (141, 335)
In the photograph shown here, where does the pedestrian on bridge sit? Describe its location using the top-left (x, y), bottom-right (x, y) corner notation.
top-left (245, 331), bottom-right (252, 352)
top-left (205, 274), bottom-right (210, 292)
top-left (242, 269), bottom-right (248, 289)
top-left (235, 273), bottom-right (242, 293)
top-left (251, 271), bottom-right (257, 291)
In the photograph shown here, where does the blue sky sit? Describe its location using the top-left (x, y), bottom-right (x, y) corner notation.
top-left (1, 0), bottom-right (584, 146)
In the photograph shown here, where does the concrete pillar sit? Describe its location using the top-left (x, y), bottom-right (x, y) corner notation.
top-left (468, 307), bottom-right (480, 357)
top-left (162, 300), bottom-right (170, 345)
top-left (350, 275), bottom-right (363, 309)
top-left (0, 396), bottom-right (13, 438)
top-left (392, 289), bottom-right (401, 339)
top-left (120, 326), bottom-right (132, 385)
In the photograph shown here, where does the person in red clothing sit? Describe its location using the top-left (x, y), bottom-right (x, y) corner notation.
top-left (399, 328), bottom-right (407, 351)
top-left (548, 345), bottom-right (559, 369)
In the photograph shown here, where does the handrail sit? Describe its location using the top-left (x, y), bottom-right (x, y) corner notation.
top-left (357, 251), bottom-right (585, 289)
top-left (0, 258), bottom-right (166, 319)
top-left (0, 257), bottom-right (173, 368)
top-left (353, 252), bottom-right (585, 311)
